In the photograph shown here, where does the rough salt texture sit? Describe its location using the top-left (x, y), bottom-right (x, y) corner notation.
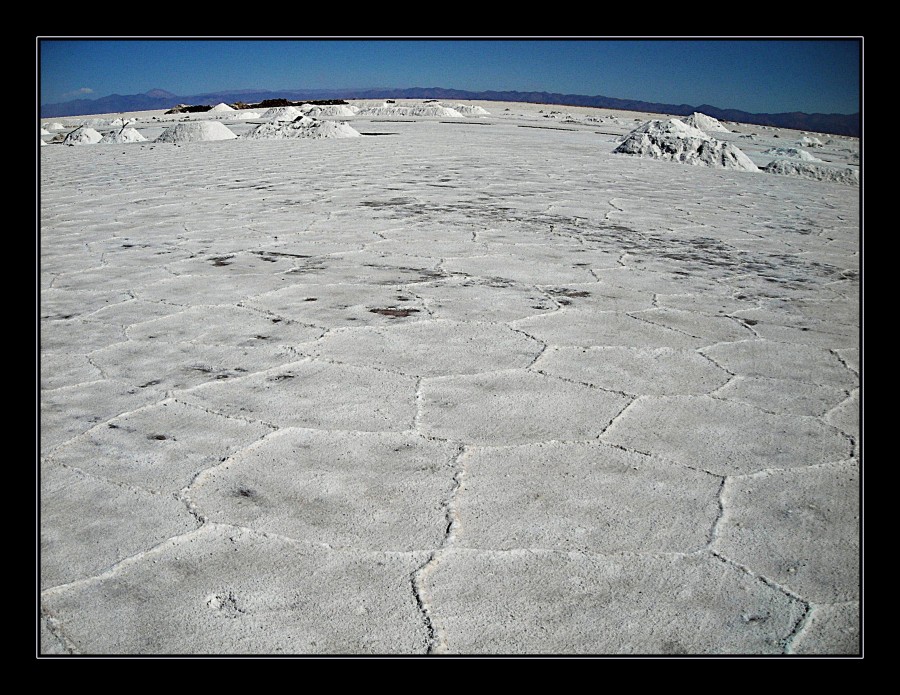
top-left (423, 550), bottom-right (806, 654)
top-left (713, 461), bottom-right (860, 603)
top-left (602, 396), bottom-right (852, 475)
top-left (189, 429), bottom-right (459, 551)
top-left (763, 159), bottom-right (859, 185)
top-left (536, 346), bottom-right (729, 395)
top-left (41, 525), bottom-right (428, 654)
top-left (41, 461), bottom-right (199, 589)
top-left (420, 371), bottom-right (630, 445)
top-left (40, 104), bottom-right (859, 655)
top-left (789, 602), bottom-right (860, 655)
top-left (455, 442), bottom-right (720, 552)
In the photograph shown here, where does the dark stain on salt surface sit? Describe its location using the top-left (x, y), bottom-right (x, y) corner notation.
top-left (209, 256), bottom-right (233, 267)
top-left (148, 434), bottom-right (168, 441)
top-left (361, 198), bottom-right (414, 208)
top-left (548, 288), bottom-right (591, 298)
top-left (268, 373), bottom-right (295, 381)
top-left (369, 308), bottom-right (421, 318)
top-left (140, 379), bottom-right (162, 388)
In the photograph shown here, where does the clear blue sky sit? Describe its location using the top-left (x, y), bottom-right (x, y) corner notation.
top-left (38, 38), bottom-right (861, 114)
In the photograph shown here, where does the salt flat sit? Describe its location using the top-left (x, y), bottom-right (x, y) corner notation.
top-left (39, 101), bottom-right (860, 655)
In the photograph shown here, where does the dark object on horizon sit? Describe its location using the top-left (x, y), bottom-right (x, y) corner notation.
top-left (256, 98), bottom-right (293, 108)
top-left (165, 104), bottom-right (213, 114)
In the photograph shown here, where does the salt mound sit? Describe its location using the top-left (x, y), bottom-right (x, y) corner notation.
top-left (40, 127), bottom-right (50, 135)
top-left (230, 111), bottom-right (262, 120)
top-left (300, 104), bottom-right (358, 118)
top-left (259, 106), bottom-right (306, 122)
top-left (243, 117), bottom-right (361, 140)
top-left (40, 137), bottom-right (47, 146)
top-left (614, 119), bottom-right (759, 171)
top-left (763, 160), bottom-right (859, 185)
top-left (683, 112), bottom-right (730, 133)
top-left (453, 104), bottom-right (490, 116)
top-left (100, 127), bottom-right (147, 144)
top-left (63, 126), bottom-right (102, 145)
top-left (46, 122), bottom-right (67, 131)
top-left (156, 121), bottom-right (237, 143)
top-left (798, 136), bottom-right (824, 148)
top-left (208, 103), bottom-right (235, 112)
top-left (763, 147), bottom-right (823, 162)
top-left (356, 104), bottom-right (464, 118)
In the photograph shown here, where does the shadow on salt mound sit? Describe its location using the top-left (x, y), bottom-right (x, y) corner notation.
top-left (156, 121), bottom-right (237, 143)
top-left (300, 104), bottom-right (358, 118)
top-left (763, 160), bottom-right (859, 186)
top-left (63, 126), bottom-right (103, 145)
top-left (356, 104), bottom-right (465, 118)
top-left (763, 147), bottom-right (823, 162)
top-left (242, 117), bottom-right (361, 140)
top-left (798, 136), bottom-right (824, 148)
top-left (259, 106), bottom-right (306, 122)
top-left (683, 112), bottom-right (730, 133)
top-left (613, 119), bottom-right (759, 171)
top-left (100, 127), bottom-right (147, 144)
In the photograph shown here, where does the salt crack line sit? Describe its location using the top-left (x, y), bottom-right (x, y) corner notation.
top-left (40, 525), bottom-right (216, 598)
top-left (410, 445), bottom-right (471, 654)
top-left (533, 367), bottom-right (635, 400)
top-left (172, 397), bottom-right (281, 430)
top-left (710, 549), bottom-right (811, 607)
top-left (706, 477), bottom-right (729, 548)
top-left (43, 457), bottom-right (163, 497)
top-left (40, 605), bottom-right (79, 655)
top-left (710, 549), bottom-right (813, 654)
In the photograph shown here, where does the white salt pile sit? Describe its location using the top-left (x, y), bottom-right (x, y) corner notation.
top-left (156, 121), bottom-right (237, 143)
top-left (40, 127), bottom-right (51, 135)
top-left (259, 106), bottom-right (307, 122)
top-left (763, 147), bottom-right (823, 162)
top-left (453, 104), bottom-right (490, 116)
top-left (243, 117), bottom-right (361, 140)
top-left (356, 104), bottom-right (465, 118)
top-left (100, 127), bottom-right (147, 144)
top-left (683, 112), bottom-right (730, 133)
top-left (763, 160), bottom-right (859, 185)
top-left (614, 119), bottom-right (759, 171)
top-left (40, 137), bottom-right (47, 146)
top-left (46, 122), bottom-right (67, 131)
top-left (300, 104), bottom-right (358, 118)
top-left (63, 126), bottom-right (103, 145)
top-left (230, 111), bottom-right (262, 120)
top-left (208, 103), bottom-right (235, 113)
top-left (798, 136), bottom-right (824, 148)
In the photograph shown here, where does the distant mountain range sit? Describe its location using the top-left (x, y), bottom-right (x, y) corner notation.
top-left (40, 87), bottom-right (860, 136)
